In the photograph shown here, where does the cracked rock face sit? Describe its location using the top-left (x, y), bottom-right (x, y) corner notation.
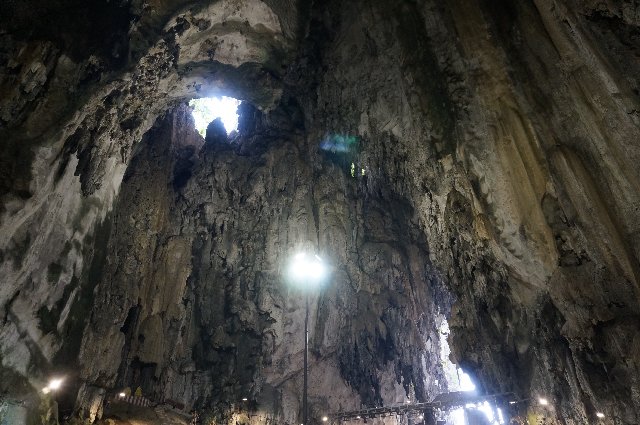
top-left (79, 104), bottom-right (450, 424)
top-left (1, 0), bottom-right (640, 424)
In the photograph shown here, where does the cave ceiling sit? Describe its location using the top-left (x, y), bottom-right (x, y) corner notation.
top-left (1, 0), bottom-right (639, 424)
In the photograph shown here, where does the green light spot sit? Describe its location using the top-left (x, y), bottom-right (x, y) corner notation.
top-left (350, 163), bottom-right (355, 177)
top-left (361, 168), bottom-right (366, 176)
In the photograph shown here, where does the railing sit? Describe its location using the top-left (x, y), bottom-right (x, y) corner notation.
top-left (330, 392), bottom-right (517, 422)
top-left (113, 394), bottom-right (152, 407)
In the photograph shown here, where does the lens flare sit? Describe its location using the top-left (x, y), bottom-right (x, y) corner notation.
top-left (320, 134), bottom-right (359, 153)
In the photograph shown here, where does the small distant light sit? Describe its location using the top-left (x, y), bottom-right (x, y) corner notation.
top-left (42, 387), bottom-right (51, 394)
top-left (322, 416), bottom-right (328, 422)
top-left (418, 415), bottom-right (424, 420)
top-left (596, 412), bottom-right (605, 418)
top-left (48, 378), bottom-right (63, 391)
top-left (509, 401), bottom-right (517, 405)
top-left (356, 416), bottom-right (361, 419)
top-left (242, 398), bottom-right (248, 401)
top-left (406, 400), bottom-right (411, 404)
top-left (119, 392), bottom-right (126, 398)
top-left (538, 398), bottom-right (549, 406)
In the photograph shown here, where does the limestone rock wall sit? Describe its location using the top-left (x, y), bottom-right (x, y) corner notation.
top-left (0, 0), bottom-right (639, 424)
top-left (440, 1), bottom-right (640, 422)
top-left (300, 0), bottom-right (640, 422)
top-left (73, 102), bottom-right (450, 424)
top-left (0, 0), bottom-right (297, 420)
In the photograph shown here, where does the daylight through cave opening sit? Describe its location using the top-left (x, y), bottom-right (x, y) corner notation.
top-left (1, 0), bottom-right (639, 423)
top-left (189, 96), bottom-right (242, 136)
top-left (438, 317), bottom-right (508, 425)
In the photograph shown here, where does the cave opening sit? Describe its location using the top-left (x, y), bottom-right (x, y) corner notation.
top-left (439, 319), bottom-right (476, 394)
top-left (1, 0), bottom-right (639, 423)
top-left (438, 318), bottom-right (506, 424)
top-left (188, 96), bottom-right (242, 136)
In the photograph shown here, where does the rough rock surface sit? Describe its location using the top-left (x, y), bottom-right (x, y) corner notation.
top-left (1, 0), bottom-right (639, 424)
top-left (76, 101), bottom-right (450, 424)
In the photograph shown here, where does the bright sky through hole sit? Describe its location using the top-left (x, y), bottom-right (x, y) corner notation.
top-left (189, 96), bottom-right (241, 136)
top-left (439, 318), bottom-right (505, 424)
top-left (458, 370), bottom-right (476, 392)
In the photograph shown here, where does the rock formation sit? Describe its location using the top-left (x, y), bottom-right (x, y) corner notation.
top-left (1, 0), bottom-right (639, 424)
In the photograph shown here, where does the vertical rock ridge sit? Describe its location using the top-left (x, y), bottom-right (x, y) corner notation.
top-left (0, 0), bottom-right (639, 423)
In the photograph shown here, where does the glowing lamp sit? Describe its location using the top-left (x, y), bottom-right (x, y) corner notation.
top-left (596, 412), bottom-right (605, 418)
top-left (322, 417), bottom-right (328, 422)
top-left (538, 398), bottom-right (549, 406)
top-left (48, 378), bottom-right (63, 391)
top-left (289, 253), bottom-right (326, 286)
top-left (288, 252), bottom-right (329, 425)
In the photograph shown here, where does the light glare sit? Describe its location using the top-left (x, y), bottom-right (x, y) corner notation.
top-left (454, 401), bottom-right (506, 425)
top-left (48, 378), bottom-right (63, 390)
top-left (449, 407), bottom-right (465, 424)
top-left (459, 370), bottom-right (476, 392)
top-left (539, 397), bottom-right (549, 406)
top-left (477, 402), bottom-right (495, 422)
top-left (289, 253), bottom-right (327, 285)
top-left (596, 412), bottom-right (605, 418)
top-left (189, 96), bottom-right (241, 135)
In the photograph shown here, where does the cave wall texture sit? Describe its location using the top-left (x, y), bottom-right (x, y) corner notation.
top-left (1, 0), bottom-right (639, 424)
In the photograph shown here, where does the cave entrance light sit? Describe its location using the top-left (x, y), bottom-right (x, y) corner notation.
top-left (189, 96), bottom-right (241, 136)
top-left (438, 319), bottom-right (476, 393)
top-left (438, 319), bottom-right (506, 424)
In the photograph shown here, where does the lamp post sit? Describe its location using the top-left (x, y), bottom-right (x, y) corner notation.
top-left (289, 253), bottom-right (327, 425)
top-left (304, 290), bottom-right (309, 425)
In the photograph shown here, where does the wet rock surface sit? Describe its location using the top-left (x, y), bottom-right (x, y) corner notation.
top-left (1, 0), bottom-right (639, 424)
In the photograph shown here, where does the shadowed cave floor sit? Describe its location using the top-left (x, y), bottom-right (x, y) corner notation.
top-left (92, 403), bottom-right (190, 425)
